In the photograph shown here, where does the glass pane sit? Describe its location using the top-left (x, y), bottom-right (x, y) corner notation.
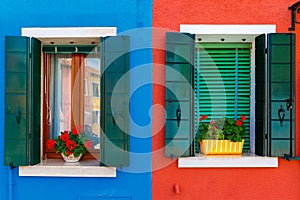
top-left (50, 54), bottom-right (72, 139)
top-left (84, 55), bottom-right (101, 149)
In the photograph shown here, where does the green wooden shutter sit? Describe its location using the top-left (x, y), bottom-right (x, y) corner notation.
top-left (255, 34), bottom-right (266, 156)
top-left (194, 43), bottom-right (251, 152)
top-left (100, 36), bottom-right (130, 167)
top-left (255, 33), bottom-right (295, 157)
top-left (4, 36), bottom-right (41, 166)
top-left (165, 32), bottom-right (194, 157)
top-left (268, 33), bottom-right (295, 156)
top-left (30, 38), bottom-right (42, 165)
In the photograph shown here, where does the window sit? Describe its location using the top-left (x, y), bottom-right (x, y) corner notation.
top-left (92, 82), bottom-right (100, 97)
top-left (43, 52), bottom-right (101, 158)
top-left (92, 111), bottom-right (100, 124)
top-left (194, 43), bottom-right (251, 153)
top-left (165, 31), bottom-right (295, 159)
top-left (4, 34), bottom-right (130, 168)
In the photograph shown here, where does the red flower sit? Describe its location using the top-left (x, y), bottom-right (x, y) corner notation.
top-left (199, 115), bottom-right (208, 121)
top-left (210, 120), bottom-right (215, 125)
top-left (60, 132), bottom-right (69, 142)
top-left (84, 141), bottom-right (93, 149)
top-left (66, 140), bottom-right (77, 150)
top-left (71, 127), bottom-right (80, 135)
top-left (66, 150), bottom-right (71, 155)
top-left (236, 120), bottom-right (243, 126)
top-left (47, 140), bottom-right (56, 149)
top-left (211, 126), bottom-right (217, 131)
top-left (241, 115), bottom-right (246, 121)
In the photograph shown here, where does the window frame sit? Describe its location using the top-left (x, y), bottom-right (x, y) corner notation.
top-left (180, 24), bottom-right (276, 154)
top-left (172, 25), bottom-right (279, 168)
top-left (21, 27), bottom-right (117, 161)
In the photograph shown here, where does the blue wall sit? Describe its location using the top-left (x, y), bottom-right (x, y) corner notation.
top-left (0, 0), bottom-right (152, 199)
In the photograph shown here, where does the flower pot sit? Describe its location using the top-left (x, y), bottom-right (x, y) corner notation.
top-left (200, 139), bottom-right (244, 155)
top-left (61, 153), bottom-right (82, 162)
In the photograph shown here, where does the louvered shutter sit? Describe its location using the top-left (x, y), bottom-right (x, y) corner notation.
top-left (165, 32), bottom-right (195, 157)
top-left (100, 36), bottom-right (130, 167)
top-left (194, 43), bottom-right (251, 152)
top-left (4, 36), bottom-right (41, 166)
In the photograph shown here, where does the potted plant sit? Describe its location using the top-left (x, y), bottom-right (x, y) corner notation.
top-left (47, 125), bottom-right (94, 162)
top-left (196, 115), bottom-right (247, 155)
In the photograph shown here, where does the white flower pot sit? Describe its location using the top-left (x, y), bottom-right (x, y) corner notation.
top-left (61, 153), bottom-right (82, 162)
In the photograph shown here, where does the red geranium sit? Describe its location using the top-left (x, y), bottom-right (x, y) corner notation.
top-left (47, 140), bottom-right (56, 149)
top-left (84, 141), bottom-right (93, 149)
top-left (48, 127), bottom-right (99, 158)
top-left (66, 140), bottom-right (77, 150)
top-left (241, 115), bottom-right (246, 121)
top-left (210, 120), bottom-right (215, 125)
top-left (236, 120), bottom-right (243, 126)
top-left (60, 132), bottom-right (69, 142)
top-left (66, 150), bottom-right (71, 155)
top-left (71, 128), bottom-right (80, 135)
top-left (199, 115), bottom-right (208, 121)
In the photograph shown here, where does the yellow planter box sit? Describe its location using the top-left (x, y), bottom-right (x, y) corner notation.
top-left (200, 139), bottom-right (244, 155)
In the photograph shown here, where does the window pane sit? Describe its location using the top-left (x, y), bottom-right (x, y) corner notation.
top-left (50, 54), bottom-right (72, 139)
top-left (84, 56), bottom-right (101, 149)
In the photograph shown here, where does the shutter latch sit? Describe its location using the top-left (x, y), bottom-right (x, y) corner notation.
top-left (278, 105), bottom-right (285, 127)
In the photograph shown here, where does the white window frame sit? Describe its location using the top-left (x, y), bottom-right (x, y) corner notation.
top-left (19, 27), bottom-right (117, 177)
top-left (178, 24), bottom-right (278, 168)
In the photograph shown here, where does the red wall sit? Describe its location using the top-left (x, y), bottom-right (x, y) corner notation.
top-left (152, 0), bottom-right (300, 199)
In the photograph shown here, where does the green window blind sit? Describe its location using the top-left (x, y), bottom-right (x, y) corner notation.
top-left (194, 43), bottom-right (251, 153)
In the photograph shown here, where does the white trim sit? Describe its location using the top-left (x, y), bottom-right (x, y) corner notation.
top-left (180, 24), bottom-right (276, 34)
top-left (178, 155), bottom-right (278, 168)
top-left (22, 27), bottom-right (117, 38)
top-left (19, 159), bottom-right (116, 177)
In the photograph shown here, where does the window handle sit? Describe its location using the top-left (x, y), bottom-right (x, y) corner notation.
top-left (16, 107), bottom-right (21, 125)
top-left (278, 105), bottom-right (285, 127)
top-left (176, 106), bottom-right (181, 127)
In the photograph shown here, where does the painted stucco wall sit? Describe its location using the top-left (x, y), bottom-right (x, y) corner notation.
top-left (152, 0), bottom-right (300, 199)
top-left (0, 0), bottom-right (152, 200)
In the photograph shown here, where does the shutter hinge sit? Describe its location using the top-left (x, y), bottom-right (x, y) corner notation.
top-left (29, 133), bottom-right (32, 139)
top-left (265, 48), bottom-right (268, 54)
top-left (9, 162), bottom-right (16, 169)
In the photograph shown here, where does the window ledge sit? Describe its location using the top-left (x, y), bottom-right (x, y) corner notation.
top-left (19, 159), bottom-right (116, 177)
top-left (178, 154), bottom-right (278, 168)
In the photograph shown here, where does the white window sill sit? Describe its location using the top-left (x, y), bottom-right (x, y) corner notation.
top-left (19, 159), bottom-right (116, 177)
top-left (178, 154), bottom-right (278, 168)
